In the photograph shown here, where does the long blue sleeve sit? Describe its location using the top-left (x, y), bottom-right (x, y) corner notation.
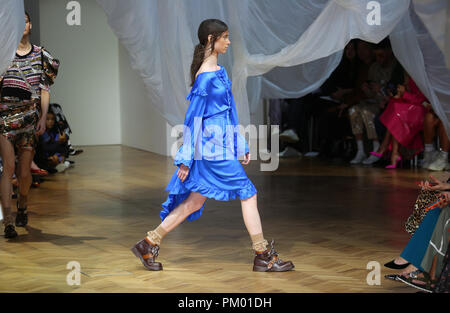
top-left (230, 91), bottom-right (249, 158)
top-left (173, 80), bottom-right (209, 168)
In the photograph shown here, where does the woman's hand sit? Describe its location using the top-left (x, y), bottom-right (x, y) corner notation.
top-left (177, 164), bottom-right (189, 182)
top-left (419, 174), bottom-right (450, 191)
top-left (241, 152), bottom-right (250, 165)
top-left (440, 191), bottom-right (450, 206)
top-left (36, 115), bottom-right (47, 136)
top-left (58, 132), bottom-right (67, 143)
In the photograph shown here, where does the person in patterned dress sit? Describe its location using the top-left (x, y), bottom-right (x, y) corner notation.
top-left (0, 12), bottom-right (59, 238)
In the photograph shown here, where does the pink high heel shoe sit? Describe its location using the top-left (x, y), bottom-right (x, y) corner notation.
top-left (370, 151), bottom-right (383, 158)
top-left (385, 156), bottom-right (402, 169)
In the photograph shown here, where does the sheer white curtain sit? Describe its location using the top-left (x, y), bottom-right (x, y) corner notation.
top-left (2, 1), bottom-right (449, 135)
top-left (3, 1), bottom-right (449, 136)
top-left (413, 0), bottom-right (450, 67)
top-left (228, 0), bottom-right (410, 123)
top-left (0, 0), bottom-right (24, 221)
top-left (390, 3), bottom-right (450, 136)
top-left (97, 0), bottom-right (414, 129)
top-left (0, 0), bottom-right (24, 76)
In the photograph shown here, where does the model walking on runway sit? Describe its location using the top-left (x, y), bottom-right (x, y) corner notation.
top-left (132, 19), bottom-right (294, 272)
top-left (0, 12), bottom-right (59, 238)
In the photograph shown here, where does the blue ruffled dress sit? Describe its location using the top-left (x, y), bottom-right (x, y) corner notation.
top-left (160, 65), bottom-right (257, 221)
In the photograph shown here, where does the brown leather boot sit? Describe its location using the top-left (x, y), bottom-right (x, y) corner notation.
top-left (253, 240), bottom-right (295, 272)
top-left (131, 237), bottom-right (163, 271)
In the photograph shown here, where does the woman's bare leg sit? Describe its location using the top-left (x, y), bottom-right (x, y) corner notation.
top-left (377, 130), bottom-right (392, 154)
top-left (0, 136), bottom-right (16, 226)
top-left (438, 121), bottom-right (450, 152)
top-left (159, 191), bottom-right (207, 233)
top-left (16, 148), bottom-right (34, 208)
top-left (393, 256), bottom-right (409, 265)
top-left (423, 112), bottom-right (438, 145)
top-left (390, 137), bottom-right (400, 165)
top-left (240, 194), bottom-right (263, 236)
top-left (133, 191), bottom-right (206, 271)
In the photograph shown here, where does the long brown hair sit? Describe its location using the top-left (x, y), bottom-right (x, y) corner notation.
top-left (190, 19), bottom-right (228, 86)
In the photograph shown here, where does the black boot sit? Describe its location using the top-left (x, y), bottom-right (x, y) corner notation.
top-left (4, 224), bottom-right (18, 238)
top-left (15, 204), bottom-right (28, 227)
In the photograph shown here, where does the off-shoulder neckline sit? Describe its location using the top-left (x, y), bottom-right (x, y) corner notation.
top-left (196, 65), bottom-right (223, 78)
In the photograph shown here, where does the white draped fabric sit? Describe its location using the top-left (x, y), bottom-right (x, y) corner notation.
top-left (391, 3), bottom-right (450, 135)
top-left (1, 0), bottom-right (449, 136)
top-left (413, 0), bottom-right (450, 67)
top-left (0, 0), bottom-right (24, 76)
top-left (0, 0), bottom-right (24, 222)
top-left (96, 0), bottom-right (414, 128)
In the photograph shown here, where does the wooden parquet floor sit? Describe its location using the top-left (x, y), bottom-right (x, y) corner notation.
top-left (0, 145), bottom-right (443, 293)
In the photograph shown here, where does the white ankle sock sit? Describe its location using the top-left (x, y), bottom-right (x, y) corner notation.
top-left (425, 144), bottom-right (435, 152)
top-left (440, 150), bottom-right (448, 159)
top-left (372, 141), bottom-right (380, 152)
top-left (356, 140), bottom-right (364, 153)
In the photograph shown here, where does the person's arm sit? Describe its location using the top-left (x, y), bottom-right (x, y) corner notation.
top-left (174, 79), bottom-right (209, 182)
top-left (37, 48), bottom-right (59, 135)
top-left (419, 175), bottom-right (450, 191)
top-left (36, 89), bottom-right (49, 135)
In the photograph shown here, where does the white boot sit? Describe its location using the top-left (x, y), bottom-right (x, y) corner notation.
top-left (362, 153), bottom-right (380, 165)
top-left (279, 129), bottom-right (300, 143)
top-left (421, 150), bottom-right (438, 169)
top-left (278, 146), bottom-right (302, 158)
top-left (428, 151), bottom-right (449, 171)
top-left (350, 150), bottom-right (367, 164)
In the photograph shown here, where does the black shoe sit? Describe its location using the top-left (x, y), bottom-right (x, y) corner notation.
top-left (15, 208), bottom-right (28, 227)
top-left (69, 149), bottom-right (83, 156)
top-left (4, 225), bottom-right (18, 238)
top-left (384, 259), bottom-right (410, 269)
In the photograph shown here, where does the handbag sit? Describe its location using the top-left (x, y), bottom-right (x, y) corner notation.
top-left (405, 189), bottom-right (439, 235)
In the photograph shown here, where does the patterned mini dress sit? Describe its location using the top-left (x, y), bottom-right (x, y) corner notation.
top-left (0, 44), bottom-right (59, 151)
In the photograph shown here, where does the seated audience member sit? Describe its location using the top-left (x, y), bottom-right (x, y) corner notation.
top-left (50, 103), bottom-right (83, 156)
top-left (422, 109), bottom-right (450, 171)
top-left (384, 175), bottom-right (450, 293)
top-left (30, 103), bottom-right (80, 175)
top-left (268, 98), bottom-right (303, 157)
top-left (317, 40), bottom-right (358, 159)
top-left (366, 72), bottom-right (428, 168)
top-left (281, 93), bottom-right (324, 156)
top-left (345, 39), bottom-right (401, 164)
top-left (34, 110), bottom-right (70, 172)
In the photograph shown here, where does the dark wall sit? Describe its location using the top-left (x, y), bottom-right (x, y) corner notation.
top-left (24, 0), bottom-right (40, 45)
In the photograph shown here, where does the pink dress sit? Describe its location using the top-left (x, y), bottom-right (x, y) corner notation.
top-left (380, 79), bottom-right (427, 152)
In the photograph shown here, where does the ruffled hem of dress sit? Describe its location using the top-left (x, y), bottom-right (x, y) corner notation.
top-left (160, 176), bottom-right (257, 222)
top-left (184, 178), bottom-right (257, 201)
